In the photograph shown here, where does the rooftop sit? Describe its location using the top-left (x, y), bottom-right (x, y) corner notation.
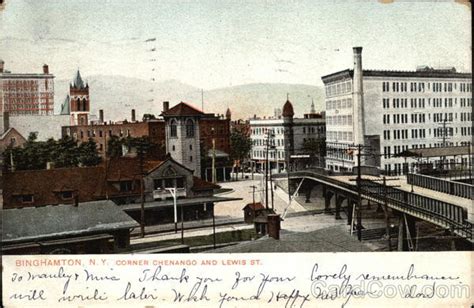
top-left (322, 68), bottom-right (472, 82)
top-left (3, 200), bottom-right (139, 244)
top-left (212, 225), bottom-right (373, 253)
top-left (161, 102), bottom-right (204, 117)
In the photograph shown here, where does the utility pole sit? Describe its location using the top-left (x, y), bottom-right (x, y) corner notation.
top-left (383, 176), bottom-right (391, 251)
top-left (212, 128), bottom-right (216, 183)
top-left (269, 129), bottom-right (275, 210)
top-left (201, 89), bottom-right (204, 112)
top-left (356, 143), bottom-right (363, 241)
top-left (468, 142), bottom-right (472, 183)
top-left (265, 130), bottom-right (270, 209)
top-left (139, 149), bottom-right (145, 238)
top-left (250, 185), bottom-right (257, 221)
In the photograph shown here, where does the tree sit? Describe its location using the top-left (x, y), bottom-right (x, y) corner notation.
top-left (230, 130), bottom-right (252, 178)
top-left (107, 135), bottom-right (123, 158)
top-left (3, 135), bottom-right (101, 171)
top-left (52, 136), bottom-right (79, 168)
top-left (78, 138), bottom-right (102, 166)
top-left (142, 114), bottom-right (156, 121)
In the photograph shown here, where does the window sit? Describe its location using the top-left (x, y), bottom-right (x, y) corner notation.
top-left (189, 155), bottom-right (193, 162)
top-left (21, 194), bottom-right (34, 204)
top-left (186, 119), bottom-right (195, 137)
top-left (170, 119), bottom-right (177, 137)
top-left (61, 191), bottom-right (73, 200)
top-left (176, 177), bottom-right (185, 188)
top-left (165, 178), bottom-right (174, 188)
top-left (119, 181), bottom-right (133, 192)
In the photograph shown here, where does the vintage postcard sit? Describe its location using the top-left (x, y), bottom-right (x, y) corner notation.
top-left (0, 0), bottom-right (472, 307)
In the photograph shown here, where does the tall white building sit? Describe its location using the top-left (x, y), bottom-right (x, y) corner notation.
top-left (250, 100), bottom-right (325, 172)
top-left (322, 47), bottom-right (472, 174)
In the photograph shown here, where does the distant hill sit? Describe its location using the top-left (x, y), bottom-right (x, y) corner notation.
top-left (54, 76), bottom-right (324, 121)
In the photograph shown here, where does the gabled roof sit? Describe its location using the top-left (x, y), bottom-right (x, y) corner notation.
top-left (106, 157), bottom-right (164, 181)
top-left (0, 127), bottom-right (26, 142)
top-left (161, 102), bottom-right (204, 117)
top-left (242, 202), bottom-right (265, 211)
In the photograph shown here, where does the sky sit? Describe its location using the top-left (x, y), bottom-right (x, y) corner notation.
top-left (0, 0), bottom-right (471, 89)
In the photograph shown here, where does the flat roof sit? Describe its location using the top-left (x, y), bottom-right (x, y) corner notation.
top-left (121, 196), bottom-right (242, 211)
top-left (400, 146), bottom-right (472, 158)
top-left (322, 69), bottom-right (472, 83)
top-left (211, 225), bottom-right (373, 253)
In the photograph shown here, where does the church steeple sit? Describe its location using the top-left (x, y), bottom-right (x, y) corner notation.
top-left (71, 69), bottom-right (88, 89)
top-left (310, 98), bottom-right (316, 114)
top-left (69, 69), bottom-right (90, 125)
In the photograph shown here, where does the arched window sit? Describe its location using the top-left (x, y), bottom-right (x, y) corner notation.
top-left (186, 119), bottom-right (194, 137)
top-left (77, 98), bottom-right (81, 111)
top-left (82, 98), bottom-right (87, 111)
top-left (170, 119), bottom-right (177, 137)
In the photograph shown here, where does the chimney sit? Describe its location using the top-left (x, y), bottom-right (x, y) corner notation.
top-left (43, 64), bottom-right (49, 74)
top-left (99, 109), bottom-right (104, 123)
top-left (163, 101), bottom-right (169, 112)
top-left (353, 47), bottom-right (365, 146)
top-left (2, 111), bottom-right (9, 132)
top-left (131, 109), bottom-right (136, 122)
top-left (0, 60), bottom-right (4, 73)
top-left (267, 214), bottom-right (281, 240)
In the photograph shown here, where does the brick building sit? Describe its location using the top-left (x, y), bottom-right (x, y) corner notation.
top-left (3, 155), bottom-right (236, 224)
top-left (62, 109), bottom-right (166, 158)
top-left (0, 60), bottom-right (54, 115)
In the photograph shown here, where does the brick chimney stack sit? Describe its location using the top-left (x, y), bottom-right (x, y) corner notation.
top-left (2, 111), bottom-right (9, 132)
top-left (131, 109), bottom-right (136, 122)
top-left (163, 101), bottom-right (169, 113)
top-left (43, 64), bottom-right (49, 74)
top-left (0, 59), bottom-right (4, 73)
top-left (267, 214), bottom-right (281, 240)
top-left (99, 109), bottom-right (104, 123)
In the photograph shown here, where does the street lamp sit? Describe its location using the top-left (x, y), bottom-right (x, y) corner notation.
top-left (166, 187), bottom-right (178, 234)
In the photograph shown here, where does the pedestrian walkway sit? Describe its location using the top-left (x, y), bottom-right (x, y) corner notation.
top-left (333, 175), bottom-right (473, 221)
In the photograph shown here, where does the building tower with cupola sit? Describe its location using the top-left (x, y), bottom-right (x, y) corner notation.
top-left (68, 70), bottom-right (90, 125)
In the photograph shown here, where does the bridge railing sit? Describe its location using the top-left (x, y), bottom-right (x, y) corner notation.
top-left (283, 171), bottom-right (473, 240)
top-left (359, 179), bottom-right (472, 239)
top-left (407, 173), bottom-right (473, 200)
